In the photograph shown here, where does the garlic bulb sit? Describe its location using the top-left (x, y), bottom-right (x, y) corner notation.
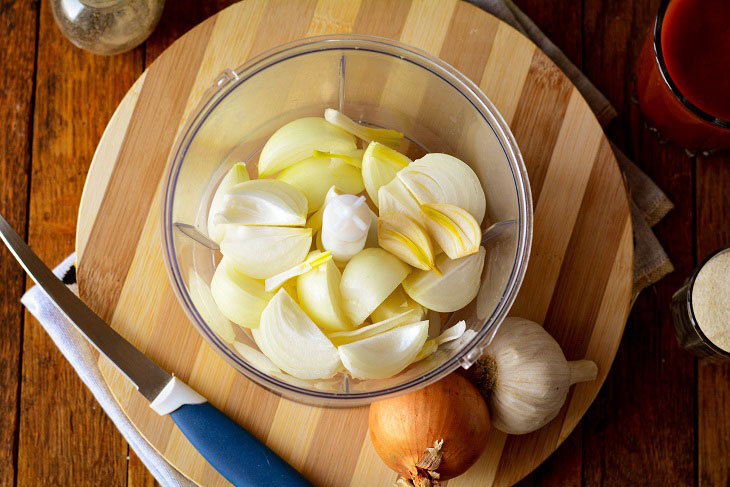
top-left (469, 317), bottom-right (598, 435)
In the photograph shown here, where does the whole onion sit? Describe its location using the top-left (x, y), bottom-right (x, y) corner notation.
top-left (368, 373), bottom-right (490, 486)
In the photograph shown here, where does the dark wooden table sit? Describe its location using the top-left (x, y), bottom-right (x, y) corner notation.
top-left (1, 1), bottom-right (728, 485)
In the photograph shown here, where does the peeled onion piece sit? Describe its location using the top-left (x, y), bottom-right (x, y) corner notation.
top-left (370, 285), bottom-right (424, 323)
top-left (397, 153), bottom-right (486, 224)
top-left (214, 179), bottom-right (308, 226)
top-left (258, 117), bottom-right (357, 177)
top-left (233, 341), bottom-right (281, 375)
top-left (187, 269), bottom-right (236, 343)
top-left (378, 212), bottom-right (438, 272)
top-left (338, 320), bottom-right (428, 379)
top-left (210, 257), bottom-right (274, 328)
top-left (378, 176), bottom-right (424, 225)
top-left (296, 257), bottom-right (353, 332)
top-left (340, 248), bottom-right (411, 326)
top-left (220, 226), bottom-right (311, 279)
top-left (254, 289), bottom-right (341, 379)
top-left (362, 141), bottom-right (411, 204)
top-left (403, 247), bottom-right (486, 312)
top-left (324, 108), bottom-right (404, 148)
top-left (207, 162), bottom-right (249, 243)
top-left (328, 310), bottom-right (424, 346)
top-left (265, 250), bottom-right (333, 292)
top-left (276, 154), bottom-right (364, 213)
top-left (421, 203), bottom-right (481, 259)
top-left (413, 320), bottom-right (467, 362)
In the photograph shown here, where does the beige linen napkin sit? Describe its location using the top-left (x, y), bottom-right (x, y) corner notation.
top-left (472, 0), bottom-right (674, 298)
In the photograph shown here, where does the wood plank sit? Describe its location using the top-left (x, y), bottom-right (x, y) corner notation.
top-left (696, 153), bottom-right (730, 487)
top-left (16, 1), bottom-right (143, 486)
top-left (0, 1), bottom-right (37, 485)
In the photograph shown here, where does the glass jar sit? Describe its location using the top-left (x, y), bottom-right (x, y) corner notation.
top-left (162, 35), bottom-right (532, 406)
top-left (671, 246), bottom-right (730, 362)
top-left (51, 0), bottom-right (164, 55)
top-left (635, 0), bottom-right (730, 153)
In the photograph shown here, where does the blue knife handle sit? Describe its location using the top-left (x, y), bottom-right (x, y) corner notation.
top-left (170, 402), bottom-right (312, 487)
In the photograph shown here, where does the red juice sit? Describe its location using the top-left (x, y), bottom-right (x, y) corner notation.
top-left (636, 0), bottom-right (730, 151)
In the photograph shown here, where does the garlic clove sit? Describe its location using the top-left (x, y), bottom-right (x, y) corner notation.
top-left (215, 179), bottom-right (308, 226)
top-left (210, 257), bottom-right (274, 328)
top-left (324, 108), bottom-right (404, 148)
top-left (207, 162), bottom-right (249, 244)
top-left (378, 212), bottom-right (438, 272)
top-left (258, 117), bottom-right (357, 177)
top-left (378, 177), bottom-right (423, 224)
top-left (264, 250), bottom-right (333, 292)
top-left (254, 288), bottom-right (341, 379)
top-left (397, 153), bottom-right (486, 224)
top-left (403, 247), bottom-right (485, 312)
top-left (328, 310), bottom-right (424, 346)
top-left (340, 248), bottom-right (412, 326)
top-left (220, 226), bottom-right (312, 279)
top-left (276, 155), bottom-right (364, 213)
top-left (338, 320), bottom-right (428, 379)
top-left (421, 203), bottom-right (481, 259)
top-left (370, 285), bottom-right (425, 323)
top-left (188, 268), bottom-right (236, 343)
top-left (296, 257), bottom-right (353, 332)
top-left (362, 141), bottom-right (411, 205)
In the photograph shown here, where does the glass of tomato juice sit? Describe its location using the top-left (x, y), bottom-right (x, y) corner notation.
top-left (636, 0), bottom-right (730, 153)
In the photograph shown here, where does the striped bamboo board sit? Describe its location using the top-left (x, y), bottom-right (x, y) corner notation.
top-left (75, 1), bottom-right (633, 485)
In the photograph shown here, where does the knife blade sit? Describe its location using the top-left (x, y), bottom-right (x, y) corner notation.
top-left (0, 213), bottom-right (310, 487)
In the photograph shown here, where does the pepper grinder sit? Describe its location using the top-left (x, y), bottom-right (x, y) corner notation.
top-left (51, 0), bottom-right (165, 55)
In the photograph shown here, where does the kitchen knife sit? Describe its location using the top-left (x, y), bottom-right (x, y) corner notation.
top-left (0, 214), bottom-right (311, 487)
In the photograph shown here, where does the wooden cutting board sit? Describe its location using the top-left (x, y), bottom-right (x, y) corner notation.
top-left (75, 1), bottom-right (633, 485)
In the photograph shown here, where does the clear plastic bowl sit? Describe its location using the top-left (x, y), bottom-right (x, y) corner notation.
top-left (162, 35), bottom-right (532, 407)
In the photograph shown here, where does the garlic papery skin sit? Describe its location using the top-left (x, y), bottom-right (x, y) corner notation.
top-left (340, 248), bottom-right (411, 326)
top-left (473, 317), bottom-right (598, 435)
top-left (220, 226), bottom-right (311, 279)
top-left (207, 162), bottom-right (249, 244)
top-left (254, 288), bottom-right (341, 379)
top-left (276, 155), bottom-right (364, 213)
top-left (324, 108), bottom-right (404, 148)
top-left (403, 247), bottom-right (486, 312)
top-left (378, 177), bottom-right (423, 224)
top-left (321, 194), bottom-right (371, 262)
top-left (338, 320), bottom-right (428, 379)
top-left (209, 257), bottom-right (274, 328)
top-left (397, 153), bottom-right (486, 224)
top-left (378, 212), bottom-right (438, 272)
top-left (215, 179), bottom-right (308, 226)
top-left (258, 117), bottom-right (357, 177)
top-left (421, 203), bottom-right (481, 259)
top-left (362, 141), bottom-right (411, 204)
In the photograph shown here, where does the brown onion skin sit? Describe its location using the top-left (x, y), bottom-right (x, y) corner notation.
top-left (368, 373), bottom-right (490, 480)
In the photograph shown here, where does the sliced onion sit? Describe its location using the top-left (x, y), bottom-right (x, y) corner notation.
top-left (398, 153), bottom-right (486, 224)
top-left (362, 141), bottom-right (411, 204)
top-left (220, 226), bottom-right (311, 279)
top-left (255, 289), bottom-right (341, 379)
top-left (324, 108), bottom-right (403, 148)
top-left (340, 248), bottom-right (411, 326)
top-left (207, 162), bottom-right (249, 243)
top-left (264, 250), bottom-right (333, 292)
top-left (403, 247), bottom-right (486, 312)
top-left (215, 179), bottom-right (308, 226)
top-left (370, 286), bottom-right (425, 323)
top-left (378, 212), bottom-right (437, 272)
top-left (258, 117), bottom-right (357, 177)
top-left (188, 268), bottom-right (236, 343)
top-left (296, 257), bottom-right (353, 332)
top-left (378, 177), bottom-right (423, 224)
top-left (210, 257), bottom-right (274, 328)
top-left (411, 320), bottom-right (467, 363)
top-left (276, 156), bottom-right (364, 213)
top-left (421, 203), bottom-right (481, 259)
top-left (233, 341), bottom-right (281, 374)
top-left (338, 320), bottom-right (428, 379)
top-left (328, 311), bottom-right (423, 346)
